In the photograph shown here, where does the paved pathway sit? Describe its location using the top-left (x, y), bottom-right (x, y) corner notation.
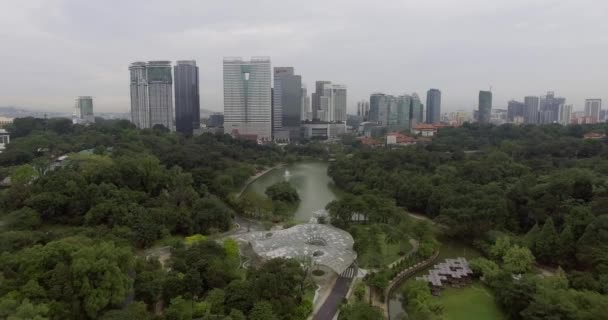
top-left (313, 266), bottom-right (357, 320)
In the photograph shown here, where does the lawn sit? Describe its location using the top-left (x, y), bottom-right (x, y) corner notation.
top-left (358, 233), bottom-right (412, 268)
top-left (438, 283), bottom-right (506, 320)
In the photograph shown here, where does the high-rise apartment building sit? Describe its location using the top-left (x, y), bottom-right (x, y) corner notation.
top-left (319, 84), bottom-right (347, 122)
top-left (396, 95), bottom-right (412, 130)
top-left (507, 100), bottom-right (525, 122)
top-left (425, 89), bottom-right (441, 124)
top-left (174, 60), bottom-right (200, 135)
top-left (73, 96), bottom-right (95, 125)
top-left (223, 57), bottom-right (272, 141)
top-left (585, 99), bottom-right (602, 123)
top-left (524, 96), bottom-right (540, 124)
top-left (478, 91), bottom-right (492, 124)
top-left (312, 81), bottom-right (331, 120)
top-left (147, 61), bottom-right (174, 130)
top-left (129, 62), bottom-right (150, 129)
top-left (273, 67), bottom-right (302, 140)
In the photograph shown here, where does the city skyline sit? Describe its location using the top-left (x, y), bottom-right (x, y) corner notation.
top-left (2, 0), bottom-right (607, 114)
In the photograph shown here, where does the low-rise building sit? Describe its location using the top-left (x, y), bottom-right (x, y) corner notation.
top-left (301, 122), bottom-right (346, 140)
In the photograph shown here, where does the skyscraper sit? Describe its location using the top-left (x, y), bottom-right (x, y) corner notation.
top-left (129, 62), bottom-right (149, 129)
top-left (223, 57), bottom-right (272, 141)
top-left (301, 86), bottom-right (311, 121)
top-left (357, 100), bottom-right (370, 121)
top-left (411, 93), bottom-right (424, 126)
top-left (425, 89), bottom-right (441, 124)
top-left (369, 93), bottom-right (387, 125)
top-left (147, 61), bottom-right (174, 130)
top-left (558, 104), bottom-right (573, 125)
top-left (585, 99), bottom-right (602, 123)
top-left (273, 67), bottom-right (302, 140)
top-left (174, 60), bottom-right (200, 135)
top-left (319, 84), bottom-right (347, 122)
top-left (312, 81), bottom-right (331, 120)
top-left (396, 94), bottom-right (412, 130)
top-left (524, 96), bottom-right (540, 124)
top-left (478, 91), bottom-right (492, 124)
top-left (73, 96), bottom-right (94, 125)
top-left (507, 100), bottom-right (524, 122)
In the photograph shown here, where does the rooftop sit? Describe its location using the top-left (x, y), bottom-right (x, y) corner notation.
top-left (235, 223), bottom-right (356, 274)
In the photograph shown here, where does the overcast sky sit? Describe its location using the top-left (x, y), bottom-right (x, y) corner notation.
top-left (1, 0), bottom-right (607, 114)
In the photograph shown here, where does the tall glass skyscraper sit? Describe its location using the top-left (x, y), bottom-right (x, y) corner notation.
top-left (396, 94), bottom-right (412, 130)
top-left (319, 84), bottom-right (347, 122)
top-left (223, 57), bottom-right (272, 141)
top-left (273, 67), bottom-right (302, 140)
top-left (478, 91), bottom-right (492, 124)
top-left (174, 60), bottom-right (200, 135)
top-left (312, 81), bottom-right (331, 120)
top-left (410, 93), bottom-right (424, 126)
top-left (425, 89), bottom-right (441, 124)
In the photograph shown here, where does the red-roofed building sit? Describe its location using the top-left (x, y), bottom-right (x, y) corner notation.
top-left (583, 132), bottom-right (606, 140)
top-left (386, 132), bottom-right (416, 146)
top-left (358, 136), bottom-right (383, 147)
top-left (412, 124), bottom-right (439, 137)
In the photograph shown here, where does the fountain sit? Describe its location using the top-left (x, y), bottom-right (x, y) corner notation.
top-left (284, 169), bottom-right (291, 180)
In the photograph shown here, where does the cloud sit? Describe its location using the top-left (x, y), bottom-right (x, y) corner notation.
top-left (0, 0), bottom-right (607, 113)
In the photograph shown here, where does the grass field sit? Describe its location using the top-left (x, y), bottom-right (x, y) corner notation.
top-left (439, 283), bottom-right (506, 320)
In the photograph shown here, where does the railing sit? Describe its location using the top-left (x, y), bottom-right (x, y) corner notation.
top-left (384, 251), bottom-right (440, 319)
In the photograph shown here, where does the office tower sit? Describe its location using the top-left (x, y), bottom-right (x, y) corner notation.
top-left (73, 96), bottom-right (94, 124)
top-left (208, 113), bottom-right (224, 127)
top-left (411, 93), bottom-right (424, 126)
top-left (558, 104), bottom-right (573, 125)
top-left (319, 84), bottom-right (347, 122)
top-left (387, 95), bottom-right (399, 128)
top-left (425, 89), bottom-right (442, 124)
top-left (129, 62), bottom-right (150, 129)
top-left (223, 57), bottom-right (272, 141)
top-left (507, 100), bottom-right (525, 122)
top-left (146, 61), bottom-right (174, 130)
top-left (369, 93), bottom-right (387, 125)
top-left (312, 81), bottom-right (331, 120)
top-left (524, 96), bottom-right (540, 124)
top-left (174, 60), bottom-right (200, 135)
top-left (273, 67), bottom-right (302, 140)
top-left (585, 99), bottom-right (602, 123)
top-left (397, 95), bottom-right (412, 130)
top-left (478, 91), bottom-right (492, 124)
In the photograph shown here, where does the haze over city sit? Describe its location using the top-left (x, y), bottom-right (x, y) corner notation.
top-left (1, 0), bottom-right (607, 113)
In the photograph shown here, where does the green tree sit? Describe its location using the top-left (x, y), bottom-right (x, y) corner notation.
top-left (535, 218), bottom-right (559, 264)
top-left (249, 301), bottom-right (277, 320)
top-left (265, 181), bottom-right (300, 204)
top-left (503, 245), bottom-right (535, 274)
top-left (339, 302), bottom-right (384, 320)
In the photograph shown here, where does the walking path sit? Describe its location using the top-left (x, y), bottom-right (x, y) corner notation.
top-left (313, 266), bottom-right (358, 320)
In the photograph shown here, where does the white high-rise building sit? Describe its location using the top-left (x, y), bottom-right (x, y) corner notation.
top-left (129, 62), bottom-right (149, 129)
top-left (223, 57), bottom-right (272, 141)
top-left (585, 99), bottom-right (602, 123)
top-left (129, 61), bottom-right (174, 130)
top-left (319, 84), bottom-right (347, 122)
top-left (147, 61), bottom-right (174, 130)
top-left (558, 104), bottom-right (573, 125)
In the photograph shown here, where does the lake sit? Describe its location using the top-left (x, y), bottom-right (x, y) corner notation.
top-left (242, 161), bottom-right (338, 221)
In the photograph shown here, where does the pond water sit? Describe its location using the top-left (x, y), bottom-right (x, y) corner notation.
top-left (388, 240), bottom-right (484, 320)
top-left (242, 161), bottom-right (338, 221)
